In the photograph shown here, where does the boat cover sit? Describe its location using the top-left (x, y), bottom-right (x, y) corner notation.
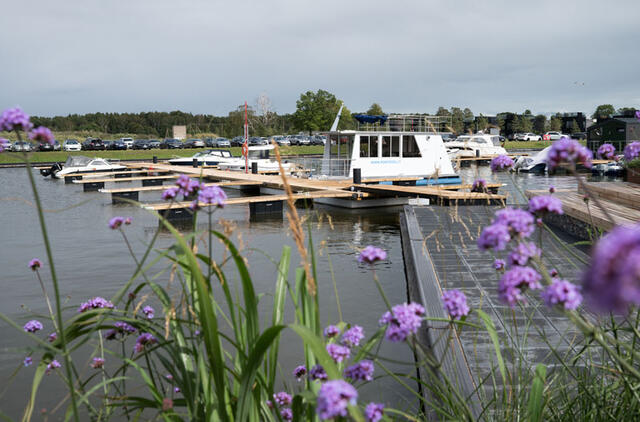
top-left (352, 114), bottom-right (388, 125)
top-left (64, 155), bottom-right (92, 167)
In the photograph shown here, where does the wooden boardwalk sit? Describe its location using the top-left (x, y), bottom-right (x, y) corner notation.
top-left (99, 180), bottom-right (262, 194)
top-left (354, 183), bottom-right (506, 205)
top-left (72, 174), bottom-right (180, 184)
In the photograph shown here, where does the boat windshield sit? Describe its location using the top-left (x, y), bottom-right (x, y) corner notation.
top-left (88, 159), bottom-right (108, 166)
top-left (65, 155), bottom-right (92, 167)
top-left (490, 136), bottom-right (502, 146)
top-left (248, 149), bottom-right (269, 159)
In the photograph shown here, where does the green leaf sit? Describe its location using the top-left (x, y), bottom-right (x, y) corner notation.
top-left (476, 309), bottom-right (507, 386)
top-left (269, 246), bottom-right (291, 387)
top-left (527, 364), bottom-right (547, 422)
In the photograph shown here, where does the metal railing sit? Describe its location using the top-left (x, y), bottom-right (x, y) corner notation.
top-left (354, 114), bottom-right (452, 133)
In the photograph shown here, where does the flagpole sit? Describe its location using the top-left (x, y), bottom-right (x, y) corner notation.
top-left (244, 101), bottom-right (249, 174)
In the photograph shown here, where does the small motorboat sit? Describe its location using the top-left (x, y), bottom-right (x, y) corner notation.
top-left (591, 161), bottom-right (623, 177)
top-left (446, 134), bottom-right (507, 159)
top-left (513, 146), bottom-right (551, 173)
top-left (168, 149), bottom-right (235, 166)
top-left (40, 155), bottom-right (126, 178)
top-left (217, 145), bottom-right (294, 173)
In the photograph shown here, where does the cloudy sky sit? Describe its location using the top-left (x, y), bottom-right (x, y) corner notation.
top-left (1, 0), bottom-right (639, 117)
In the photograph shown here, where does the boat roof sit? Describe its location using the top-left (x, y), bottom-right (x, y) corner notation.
top-left (249, 145), bottom-right (274, 150)
top-left (64, 155), bottom-right (93, 167)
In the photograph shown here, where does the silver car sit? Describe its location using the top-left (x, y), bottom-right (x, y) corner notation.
top-left (13, 141), bottom-right (33, 152)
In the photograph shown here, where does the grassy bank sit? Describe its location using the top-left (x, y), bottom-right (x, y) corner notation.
top-left (0, 145), bottom-right (325, 164)
top-left (503, 139), bottom-right (586, 150)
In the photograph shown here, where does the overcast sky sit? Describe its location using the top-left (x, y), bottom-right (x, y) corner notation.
top-left (1, 0), bottom-right (639, 117)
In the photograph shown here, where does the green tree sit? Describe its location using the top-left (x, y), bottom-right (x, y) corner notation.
top-left (436, 107), bottom-right (451, 116)
top-left (518, 115), bottom-right (533, 133)
top-left (549, 116), bottom-right (562, 131)
top-left (293, 90), bottom-right (346, 133)
top-left (366, 103), bottom-right (384, 115)
top-left (450, 107), bottom-right (464, 133)
top-left (592, 104), bottom-right (616, 120)
top-left (476, 115), bottom-right (488, 132)
top-left (533, 114), bottom-right (546, 134)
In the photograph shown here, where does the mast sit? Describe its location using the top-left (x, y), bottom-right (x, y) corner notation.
top-left (243, 101), bottom-right (249, 173)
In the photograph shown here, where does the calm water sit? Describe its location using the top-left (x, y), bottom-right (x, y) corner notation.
top-left (0, 163), bottom-right (615, 418)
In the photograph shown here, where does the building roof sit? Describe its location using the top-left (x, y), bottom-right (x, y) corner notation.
top-left (588, 117), bottom-right (640, 130)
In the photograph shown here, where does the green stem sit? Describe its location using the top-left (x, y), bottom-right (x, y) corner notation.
top-left (21, 139), bottom-right (80, 421)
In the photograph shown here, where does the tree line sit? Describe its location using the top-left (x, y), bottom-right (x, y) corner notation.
top-left (27, 90), bottom-right (636, 138)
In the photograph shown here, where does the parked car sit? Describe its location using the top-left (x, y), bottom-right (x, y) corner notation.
top-left (544, 131), bottom-right (566, 140)
top-left (37, 140), bottom-right (55, 151)
top-left (133, 139), bottom-right (151, 150)
top-left (518, 133), bottom-right (542, 141)
top-left (272, 136), bottom-right (290, 146)
top-left (107, 139), bottom-right (127, 150)
top-left (214, 138), bottom-right (231, 147)
top-left (63, 139), bottom-right (81, 151)
top-left (82, 138), bottom-right (105, 150)
top-left (231, 136), bottom-right (245, 147)
top-left (297, 135), bottom-right (311, 146)
top-left (103, 140), bottom-right (114, 149)
top-left (312, 135), bottom-right (326, 145)
top-left (572, 132), bottom-right (587, 140)
top-left (204, 137), bottom-right (217, 147)
top-left (161, 138), bottom-right (183, 149)
top-left (1, 140), bottom-right (12, 151)
top-left (148, 139), bottom-right (161, 149)
top-left (13, 141), bottom-right (34, 152)
top-left (120, 137), bottom-right (134, 149)
top-left (183, 138), bottom-right (205, 148)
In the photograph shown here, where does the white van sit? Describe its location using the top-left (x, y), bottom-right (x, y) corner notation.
top-left (120, 137), bottom-right (134, 149)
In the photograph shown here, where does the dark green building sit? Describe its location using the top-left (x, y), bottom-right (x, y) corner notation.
top-left (587, 116), bottom-right (640, 153)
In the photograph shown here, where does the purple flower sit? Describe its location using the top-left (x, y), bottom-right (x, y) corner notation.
top-left (91, 357), bottom-right (105, 369)
top-left (48, 332), bottom-right (57, 342)
top-left (344, 360), bottom-right (374, 382)
top-left (124, 217), bottom-right (132, 225)
top-left (358, 245), bottom-right (387, 264)
top-left (477, 223), bottom-right (511, 251)
top-left (326, 343), bottom-right (350, 363)
top-left (379, 302), bottom-right (425, 342)
top-left (0, 138), bottom-right (9, 152)
top-left (636, 110), bottom-right (640, 120)
top-left (273, 391), bottom-right (292, 407)
top-left (310, 364), bottom-right (328, 381)
top-left (547, 137), bottom-right (592, 169)
top-left (624, 141), bottom-right (640, 162)
top-left (24, 357), bottom-right (33, 367)
top-left (189, 200), bottom-right (200, 211)
top-left (108, 216), bottom-right (126, 229)
top-left (198, 185), bottom-right (227, 207)
top-left (29, 126), bottom-right (54, 145)
top-left (494, 207), bottom-right (535, 238)
top-left (541, 279), bottom-right (582, 310)
top-left (293, 365), bottom-right (307, 380)
top-left (549, 186), bottom-right (556, 194)
top-left (493, 259), bottom-right (506, 271)
top-left (23, 320), bottom-right (43, 333)
top-left (441, 289), bottom-right (470, 320)
top-left (105, 321), bottom-right (137, 340)
top-left (134, 333), bottom-right (157, 353)
top-left (166, 374), bottom-right (173, 380)
top-left (365, 402), bottom-right (385, 422)
top-left (582, 224), bottom-right (640, 312)
top-left (29, 258), bottom-right (42, 271)
top-left (45, 360), bottom-right (61, 375)
top-left (507, 241), bottom-right (541, 267)
top-left (324, 325), bottom-right (340, 338)
top-left (176, 174), bottom-right (201, 195)
top-left (597, 143), bottom-right (616, 160)
top-left (316, 380), bottom-right (358, 420)
top-left (341, 325), bottom-right (364, 347)
top-left (162, 398), bottom-right (173, 411)
top-left (280, 408), bottom-right (293, 421)
top-left (266, 399), bottom-right (274, 409)
top-left (549, 268), bottom-right (559, 277)
top-left (490, 155), bottom-right (514, 172)
top-left (471, 179), bottom-right (487, 193)
top-left (498, 266), bottom-right (543, 308)
top-left (174, 387), bottom-right (180, 393)
top-left (78, 297), bottom-right (114, 313)
top-left (142, 306), bottom-right (155, 319)
top-left (528, 195), bottom-right (563, 215)
top-left (162, 186), bottom-right (179, 201)
top-left (0, 107), bottom-right (33, 132)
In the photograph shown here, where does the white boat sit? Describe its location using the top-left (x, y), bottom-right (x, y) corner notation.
top-left (40, 155), bottom-right (126, 178)
top-left (168, 149), bottom-right (235, 166)
top-left (446, 134), bottom-right (507, 159)
top-left (217, 145), bottom-right (294, 173)
top-left (513, 146), bottom-right (551, 173)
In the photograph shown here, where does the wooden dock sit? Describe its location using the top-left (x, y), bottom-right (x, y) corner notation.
top-left (72, 174), bottom-right (179, 184)
top-left (353, 183), bottom-right (506, 205)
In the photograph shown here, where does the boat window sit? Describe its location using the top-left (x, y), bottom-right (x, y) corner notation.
top-left (248, 149), bottom-right (269, 159)
top-left (359, 136), bottom-right (370, 158)
top-left (222, 151), bottom-right (232, 157)
top-left (471, 137), bottom-right (487, 144)
top-left (89, 160), bottom-right (105, 166)
top-left (402, 135), bottom-right (421, 157)
top-left (382, 136), bottom-right (400, 157)
top-left (491, 136), bottom-right (502, 146)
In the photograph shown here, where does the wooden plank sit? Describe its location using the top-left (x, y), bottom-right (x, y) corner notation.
top-left (72, 174), bottom-right (180, 184)
top-left (353, 183), bottom-right (506, 201)
top-left (99, 180), bottom-right (263, 194)
top-left (69, 169), bottom-right (170, 178)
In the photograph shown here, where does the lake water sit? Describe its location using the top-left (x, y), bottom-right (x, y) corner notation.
top-left (0, 162), bottom-right (615, 418)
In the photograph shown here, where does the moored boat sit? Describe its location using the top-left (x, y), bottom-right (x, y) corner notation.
top-left (40, 155), bottom-right (126, 178)
top-left (168, 149), bottom-right (235, 166)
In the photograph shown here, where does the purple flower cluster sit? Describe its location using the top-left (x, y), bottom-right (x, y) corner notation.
top-left (624, 141), bottom-right (640, 161)
top-left (471, 179), bottom-right (487, 193)
top-left (280, 408), bottom-right (292, 421)
top-left (78, 297), bottom-right (114, 313)
top-left (24, 320), bottom-right (43, 333)
top-left (493, 259), bottom-right (506, 271)
top-left (24, 357), bottom-right (33, 367)
top-left (29, 126), bottom-right (54, 145)
top-left (108, 216), bottom-right (132, 229)
top-left (326, 343), bottom-right (350, 363)
top-left (441, 289), bottom-right (470, 320)
top-left (46, 360), bottom-right (61, 375)
top-left (310, 364), bottom-right (328, 381)
top-left (478, 223), bottom-right (511, 251)
top-left (176, 174), bottom-right (201, 195)
top-left (316, 380), bottom-right (358, 420)
top-left (29, 258), bottom-right (42, 271)
top-left (494, 208), bottom-right (535, 238)
top-left (273, 391), bottom-right (292, 407)
top-left (134, 332), bottom-right (158, 353)
top-left (541, 279), bottom-right (582, 310)
top-left (162, 186), bottom-right (179, 200)
top-left (293, 365), bottom-right (306, 380)
top-left (91, 357), bottom-right (105, 369)
top-left (582, 224), bottom-right (640, 312)
top-left (636, 110), bottom-right (640, 120)
top-left (324, 324), bottom-right (340, 338)
top-left (507, 242), bottom-right (541, 266)
top-left (0, 138), bottom-right (9, 152)
top-left (341, 325), bottom-right (364, 347)
top-left (546, 137), bottom-right (592, 169)
top-left (498, 266), bottom-right (543, 307)
top-left (0, 107), bottom-right (33, 132)
top-left (597, 143), bottom-right (616, 159)
top-left (104, 321), bottom-right (137, 340)
top-left (142, 305), bottom-right (155, 319)
top-left (365, 403), bottom-right (385, 422)
top-left (358, 245), bottom-right (387, 264)
top-left (528, 195), bottom-right (563, 215)
top-left (379, 302), bottom-right (425, 342)
top-left (198, 185), bottom-right (227, 207)
top-left (490, 155), bottom-right (514, 172)
top-left (48, 332), bottom-right (57, 342)
top-left (344, 360), bottom-right (374, 382)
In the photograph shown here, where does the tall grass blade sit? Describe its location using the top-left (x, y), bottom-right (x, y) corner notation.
top-left (528, 364), bottom-right (547, 422)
